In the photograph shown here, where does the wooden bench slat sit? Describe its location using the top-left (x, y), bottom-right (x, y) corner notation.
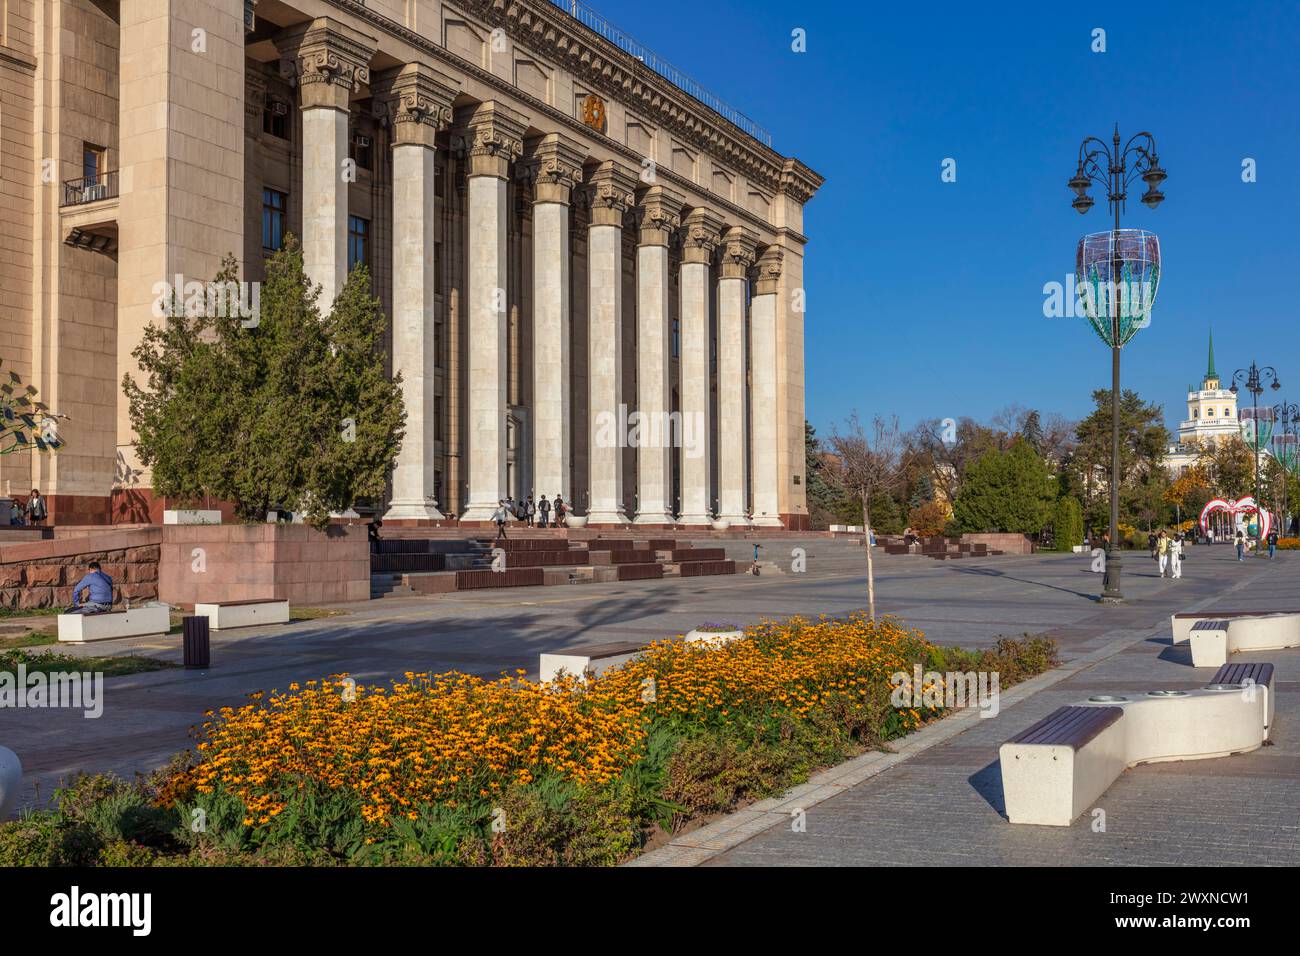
top-left (1008, 705), bottom-right (1123, 748)
top-left (1211, 662), bottom-right (1275, 687)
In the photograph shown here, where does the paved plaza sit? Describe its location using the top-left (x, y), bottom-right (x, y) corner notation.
top-left (5, 540), bottom-right (1297, 867)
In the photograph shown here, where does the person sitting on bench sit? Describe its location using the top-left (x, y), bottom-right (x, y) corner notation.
top-left (66, 560), bottom-right (114, 614)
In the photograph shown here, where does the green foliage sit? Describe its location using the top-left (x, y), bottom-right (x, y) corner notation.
top-left (0, 357), bottom-right (66, 456)
top-left (952, 438), bottom-right (1056, 534)
top-left (1052, 497), bottom-right (1085, 551)
top-left (123, 237), bottom-right (405, 528)
top-left (1069, 388), bottom-right (1170, 531)
top-left (0, 626), bottom-right (1063, 867)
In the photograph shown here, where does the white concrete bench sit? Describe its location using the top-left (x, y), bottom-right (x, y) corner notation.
top-left (1187, 615), bottom-right (1300, 668)
top-left (1170, 609), bottom-right (1299, 645)
top-left (539, 641), bottom-right (648, 682)
top-left (57, 605), bottom-right (170, 643)
top-left (193, 599), bottom-right (290, 630)
top-left (1000, 670), bottom-right (1274, 826)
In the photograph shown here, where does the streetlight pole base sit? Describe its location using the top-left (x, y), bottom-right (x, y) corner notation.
top-left (1100, 550), bottom-right (1124, 603)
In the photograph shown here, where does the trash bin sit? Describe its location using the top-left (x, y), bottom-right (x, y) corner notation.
top-left (182, 615), bottom-right (210, 669)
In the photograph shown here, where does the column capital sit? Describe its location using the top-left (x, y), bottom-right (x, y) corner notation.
top-left (525, 132), bottom-right (587, 204)
top-left (635, 184), bottom-right (685, 247)
top-left (455, 101), bottom-right (527, 179)
top-left (372, 63), bottom-right (459, 149)
top-left (719, 225), bottom-right (759, 280)
top-left (276, 17), bottom-right (377, 112)
top-left (585, 161), bottom-right (638, 228)
top-left (681, 208), bottom-right (725, 265)
top-left (754, 246), bottom-right (784, 296)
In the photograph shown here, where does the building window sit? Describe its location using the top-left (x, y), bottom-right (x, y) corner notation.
top-left (350, 133), bottom-right (374, 171)
top-left (672, 317), bottom-right (680, 358)
top-left (262, 98), bottom-right (290, 139)
top-left (82, 143), bottom-right (106, 182)
top-left (348, 216), bottom-right (370, 271)
top-left (262, 188), bottom-right (287, 252)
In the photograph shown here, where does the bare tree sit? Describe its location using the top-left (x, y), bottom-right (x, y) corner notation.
top-left (829, 413), bottom-right (903, 621)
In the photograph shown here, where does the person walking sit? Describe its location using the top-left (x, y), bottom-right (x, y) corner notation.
top-left (1170, 533), bottom-right (1184, 579)
top-left (1236, 530), bottom-right (1246, 561)
top-left (492, 500), bottom-right (509, 540)
top-left (1267, 528), bottom-right (1278, 559)
top-left (67, 560), bottom-right (114, 614)
top-left (1207, 526), bottom-right (1215, 546)
top-left (537, 494), bottom-right (551, 528)
top-left (24, 489), bottom-right (48, 526)
top-left (525, 495), bottom-right (536, 528)
top-left (553, 495), bottom-right (566, 528)
top-left (1156, 530), bottom-right (1170, 578)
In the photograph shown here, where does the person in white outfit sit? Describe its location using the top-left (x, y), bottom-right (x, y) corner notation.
top-left (1170, 533), bottom-right (1184, 579)
top-left (1156, 530), bottom-right (1170, 578)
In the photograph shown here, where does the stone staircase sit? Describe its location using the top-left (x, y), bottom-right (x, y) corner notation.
top-left (368, 533), bottom-right (735, 599)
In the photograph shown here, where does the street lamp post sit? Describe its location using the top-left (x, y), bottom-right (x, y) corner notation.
top-left (1230, 362), bottom-right (1281, 553)
top-left (1273, 401), bottom-right (1299, 534)
top-left (1069, 125), bottom-right (1166, 603)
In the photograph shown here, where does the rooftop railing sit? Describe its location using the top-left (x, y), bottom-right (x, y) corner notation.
top-left (547, 0), bottom-right (773, 147)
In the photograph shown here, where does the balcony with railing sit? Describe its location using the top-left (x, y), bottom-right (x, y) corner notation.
top-left (546, 0), bottom-right (773, 148)
top-left (61, 170), bottom-right (119, 208)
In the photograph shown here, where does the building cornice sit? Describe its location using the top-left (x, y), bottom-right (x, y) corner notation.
top-left (322, 0), bottom-right (822, 214)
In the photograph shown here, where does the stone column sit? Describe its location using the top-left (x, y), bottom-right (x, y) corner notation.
top-left (717, 226), bottom-right (758, 527)
top-left (374, 64), bottom-right (459, 522)
top-left (678, 209), bottom-right (724, 526)
top-left (633, 185), bottom-right (684, 525)
top-left (750, 247), bottom-right (784, 527)
top-left (278, 18), bottom-right (376, 302)
top-left (527, 133), bottom-right (586, 505)
top-left (457, 102), bottom-right (527, 522)
top-left (585, 161), bottom-right (638, 525)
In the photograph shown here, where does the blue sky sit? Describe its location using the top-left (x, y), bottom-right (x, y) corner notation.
top-left (592, 0), bottom-right (1299, 435)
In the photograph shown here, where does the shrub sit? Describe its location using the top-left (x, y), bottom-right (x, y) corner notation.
top-left (6, 613), bottom-right (1061, 867)
top-left (1052, 497), bottom-right (1084, 551)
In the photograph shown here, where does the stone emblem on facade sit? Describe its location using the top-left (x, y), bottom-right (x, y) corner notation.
top-left (581, 93), bottom-right (607, 133)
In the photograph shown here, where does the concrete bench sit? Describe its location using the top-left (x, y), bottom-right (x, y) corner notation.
top-left (1171, 609), bottom-right (1299, 645)
top-left (57, 605), bottom-right (170, 643)
top-left (193, 599), bottom-right (290, 630)
top-left (1187, 615), bottom-right (1300, 668)
top-left (539, 641), bottom-right (649, 682)
top-left (1000, 675), bottom-right (1274, 826)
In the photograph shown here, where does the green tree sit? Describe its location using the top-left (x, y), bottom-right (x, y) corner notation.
top-left (952, 438), bottom-right (1056, 534)
top-left (1069, 388), bottom-right (1170, 532)
top-left (123, 237), bottom-right (405, 529)
top-left (1052, 496), bottom-right (1085, 551)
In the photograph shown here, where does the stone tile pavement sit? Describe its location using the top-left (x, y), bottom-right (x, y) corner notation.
top-left (631, 547), bottom-right (1299, 866)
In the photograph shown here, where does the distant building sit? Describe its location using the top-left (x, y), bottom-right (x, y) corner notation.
top-left (1164, 331), bottom-right (1257, 476)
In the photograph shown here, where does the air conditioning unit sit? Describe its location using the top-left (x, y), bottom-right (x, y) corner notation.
top-left (271, 99), bottom-right (289, 116)
top-left (354, 134), bottom-right (371, 149)
top-left (81, 183), bottom-right (107, 203)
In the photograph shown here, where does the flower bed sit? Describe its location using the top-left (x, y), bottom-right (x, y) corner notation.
top-left (0, 614), bottom-right (1058, 866)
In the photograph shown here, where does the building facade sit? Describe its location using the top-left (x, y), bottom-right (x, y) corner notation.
top-left (1, 0), bottom-right (822, 528)
top-left (1165, 332), bottom-right (1252, 476)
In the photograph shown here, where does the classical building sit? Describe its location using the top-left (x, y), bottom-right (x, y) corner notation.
top-left (1164, 331), bottom-right (1264, 476)
top-left (0, 0), bottom-right (822, 528)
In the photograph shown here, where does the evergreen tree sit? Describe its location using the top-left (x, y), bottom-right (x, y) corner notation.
top-left (124, 236), bottom-right (405, 528)
top-left (952, 438), bottom-right (1056, 534)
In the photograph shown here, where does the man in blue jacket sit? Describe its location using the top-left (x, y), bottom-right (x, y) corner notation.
top-left (67, 561), bottom-right (114, 614)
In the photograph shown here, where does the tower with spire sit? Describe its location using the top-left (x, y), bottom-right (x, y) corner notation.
top-left (1164, 328), bottom-right (1241, 475)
